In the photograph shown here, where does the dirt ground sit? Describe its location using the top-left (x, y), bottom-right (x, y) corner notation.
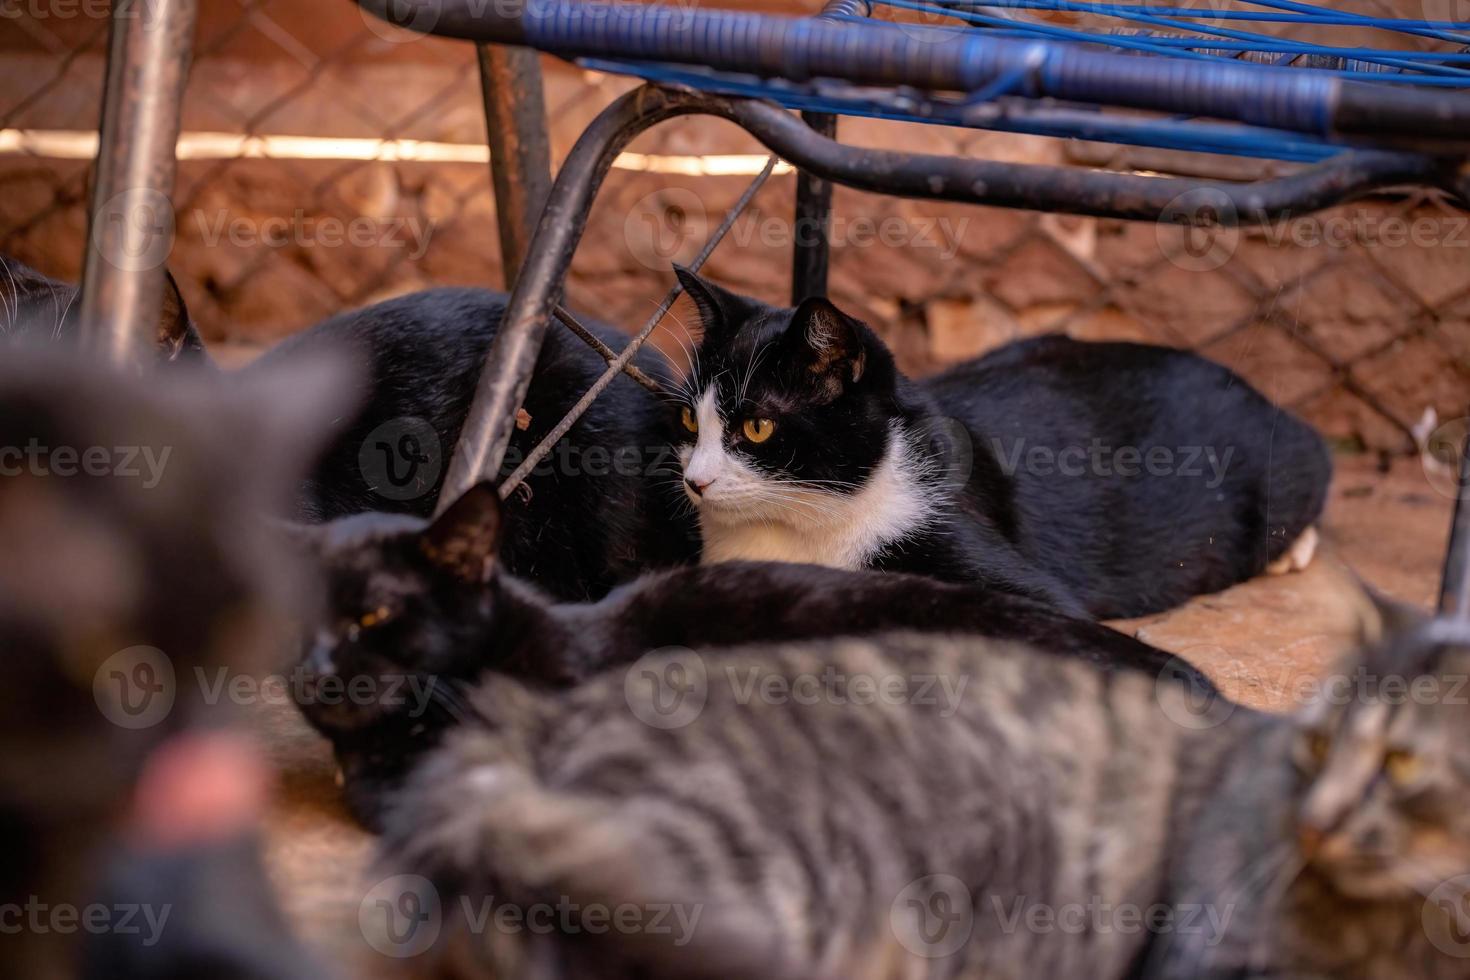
top-left (249, 453), bottom-right (1457, 975)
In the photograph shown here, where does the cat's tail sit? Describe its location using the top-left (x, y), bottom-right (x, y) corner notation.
top-left (374, 719), bottom-right (871, 980)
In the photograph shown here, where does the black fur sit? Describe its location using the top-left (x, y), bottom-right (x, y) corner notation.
top-left (0, 254), bottom-right (208, 361)
top-left (676, 271), bottom-right (1332, 618)
top-left (247, 287), bottom-right (699, 602)
top-left (292, 483), bottom-right (1222, 828)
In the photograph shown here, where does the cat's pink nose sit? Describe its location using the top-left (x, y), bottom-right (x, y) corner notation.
top-left (686, 476), bottom-right (715, 496)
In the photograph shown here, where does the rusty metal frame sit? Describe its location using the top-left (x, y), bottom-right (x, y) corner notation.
top-left (435, 83), bottom-right (1458, 510)
top-left (77, 0), bottom-right (198, 365)
top-left (72, 0), bottom-right (1470, 614)
top-left (477, 43), bottom-right (552, 287)
top-left (433, 74), bottom-right (1470, 611)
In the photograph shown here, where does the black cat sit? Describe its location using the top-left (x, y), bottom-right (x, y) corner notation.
top-left (0, 253), bottom-right (207, 361)
top-left (672, 268), bottom-right (1332, 618)
top-left (246, 287), bottom-right (701, 601)
top-left (289, 481), bottom-right (1222, 828)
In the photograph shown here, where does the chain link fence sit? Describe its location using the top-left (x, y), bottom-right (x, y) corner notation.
top-left (2, 0), bottom-right (1466, 452)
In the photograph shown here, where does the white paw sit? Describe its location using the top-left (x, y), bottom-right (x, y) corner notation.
top-left (1266, 526), bottom-right (1318, 576)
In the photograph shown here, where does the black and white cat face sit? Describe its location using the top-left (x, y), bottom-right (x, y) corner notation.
top-left (671, 269), bottom-right (934, 567)
top-left (291, 483), bottom-right (503, 734)
top-left (1290, 615), bottom-right (1470, 902)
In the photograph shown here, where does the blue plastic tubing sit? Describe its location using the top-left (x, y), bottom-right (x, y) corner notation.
top-left (377, 0), bottom-right (1340, 133)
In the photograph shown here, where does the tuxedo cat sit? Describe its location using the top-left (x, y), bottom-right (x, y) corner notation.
top-left (0, 350), bottom-right (333, 979)
top-left (290, 480), bottom-right (1219, 828)
top-left (379, 595), bottom-right (1470, 980)
top-left (672, 268), bottom-right (1332, 619)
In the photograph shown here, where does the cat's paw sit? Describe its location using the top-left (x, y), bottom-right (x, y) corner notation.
top-left (1266, 526), bottom-right (1318, 576)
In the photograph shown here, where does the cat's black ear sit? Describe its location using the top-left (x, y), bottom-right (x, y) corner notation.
top-left (420, 481), bottom-right (501, 585)
top-left (673, 264), bottom-right (745, 348)
top-left (788, 296), bottom-right (866, 402)
top-left (159, 269), bottom-right (209, 362)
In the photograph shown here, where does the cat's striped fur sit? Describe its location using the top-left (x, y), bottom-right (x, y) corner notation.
top-left (379, 636), bottom-right (1238, 979)
top-left (381, 622), bottom-right (1470, 980)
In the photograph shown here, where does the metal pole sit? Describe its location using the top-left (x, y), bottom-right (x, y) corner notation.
top-left (436, 86), bottom-right (699, 513)
top-left (436, 86), bottom-right (1447, 512)
top-left (78, 0), bottom-right (198, 365)
top-left (1438, 427), bottom-right (1470, 617)
top-left (791, 110), bottom-right (836, 304)
top-left (789, 1), bottom-right (865, 303)
top-left (477, 44), bottom-right (552, 287)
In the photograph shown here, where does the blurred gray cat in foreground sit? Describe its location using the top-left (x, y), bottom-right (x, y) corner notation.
top-left (379, 601), bottom-right (1470, 980)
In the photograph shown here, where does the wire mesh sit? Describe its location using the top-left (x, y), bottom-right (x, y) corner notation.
top-left (0, 0), bottom-right (1465, 457)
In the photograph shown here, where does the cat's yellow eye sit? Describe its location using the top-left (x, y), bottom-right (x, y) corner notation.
top-left (1385, 749), bottom-right (1420, 785)
top-left (742, 418), bottom-right (775, 444)
top-left (680, 406), bottom-right (698, 434)
top-left (1306, 731), bottom-right (1331, 766)
top-left (359, 606), bottom-right (392, 629)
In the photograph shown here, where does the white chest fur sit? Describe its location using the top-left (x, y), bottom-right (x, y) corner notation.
top-left (692, 421), bottom-right (939, 571)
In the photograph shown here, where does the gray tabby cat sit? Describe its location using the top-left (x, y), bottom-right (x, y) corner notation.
top-left (378, 606), bottom-right (1470, 980)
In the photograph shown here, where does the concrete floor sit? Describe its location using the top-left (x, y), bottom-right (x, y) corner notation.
top-left (252, 453), bottom-right (1457, 974)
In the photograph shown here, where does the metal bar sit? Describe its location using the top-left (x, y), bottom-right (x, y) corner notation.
top-left (78, 0), bottom-right (198, 364)
top-left (715, 95), bottom-right (1446, 222)
top-left (790, 0), bottom-right (867, 302)
top-left (437, 84), bottom-right (1453, 512)
top-left (355, 0), bottom-right (1470, 146)
top-left (1439, 427), bottom-right (1470, 617)
top-left (501, 158), bottom-right (778, 497)
top-left (435, 86), bottom-right (703, 513)
top-left (477, 44), bottom-right (552, 287)
top-left (746, 101), bottom-right (1443, 218)
top-left (553, 305), bottom-right (663, 394)
top-left (791, 110), bottom-right (836, 303)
